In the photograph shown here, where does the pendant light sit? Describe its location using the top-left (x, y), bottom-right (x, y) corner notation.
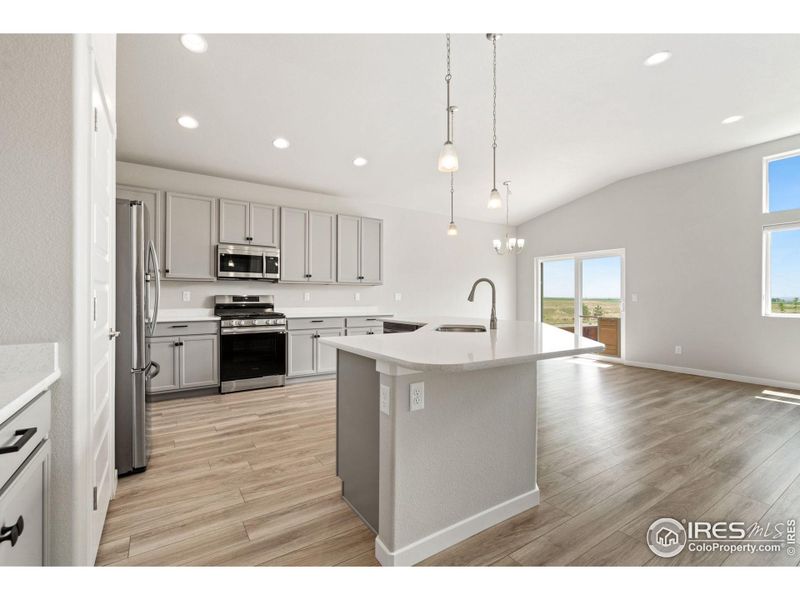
top-left (493, 181), bottom-right (525, 255)
top-left (487, 33), bottom-right (502, 209)
top-left (447, 172), bottom-right (458, 236)
top-left (437, 34), bottom-right (459, 172)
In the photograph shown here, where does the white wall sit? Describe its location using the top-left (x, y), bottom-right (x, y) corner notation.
top-left (516, 134), bottom-right (800, 388)
top-left (117, 162), bottom-right (517, 320)
top-left (0, 35), bottom-right (77, 563)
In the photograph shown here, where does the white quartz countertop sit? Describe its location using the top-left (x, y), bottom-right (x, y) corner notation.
top-left (283, 306), bottom-right (391, 319)
top-left (156, 309), bottom-right (220, 322)
top-left (0, 343), bottom-right (61, 424)
top-left (319, 316), bottom-right (604, 372)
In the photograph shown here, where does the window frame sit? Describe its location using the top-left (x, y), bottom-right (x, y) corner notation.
top-left (762, 221), bottom-right (800, 318)
top-left (762, 148), bottom-right (800, 215)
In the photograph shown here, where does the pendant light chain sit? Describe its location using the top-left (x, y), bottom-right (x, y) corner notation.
top-left (450, 172), bottom-right (455, 222)
top-left (491, 35), bottom-right (497, 189)
top-left (445, 33), bottom-right (452, 143)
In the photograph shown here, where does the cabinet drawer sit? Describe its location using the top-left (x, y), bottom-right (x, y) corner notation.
top-left (345, 316), bottom-right (387, 328)
top-left (1, 391), bottom-right (50, 489)
top-left (151, 321), bottom-right (219, 337)
top-left (288, 317), bottom-right (345, 330)
top-left (0, 439), bottom-right (49, 566)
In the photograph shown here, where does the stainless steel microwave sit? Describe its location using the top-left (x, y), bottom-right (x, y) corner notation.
top-left (217, 244), bottom-right (280, 281)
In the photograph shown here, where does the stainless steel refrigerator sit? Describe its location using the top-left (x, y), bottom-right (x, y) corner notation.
top-left (115, 198), bottom-right (161, 475)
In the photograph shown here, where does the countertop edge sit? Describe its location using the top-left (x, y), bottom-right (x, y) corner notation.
top-left (0, 368), bottom-right (61, 425)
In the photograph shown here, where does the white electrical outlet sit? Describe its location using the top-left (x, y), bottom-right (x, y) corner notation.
top-left (182, 291), bottom-right (191, 302)
top-left (409, 381), bottom-right (424, 412)
top-left (379, 384), bottom-right (391, 415)
top-left (355, 292), bottom-right (361, 302)
top-left (304, 292), bottom-right (311, 302)
top-left (631, 293), bottom-right (639, 303)
top-left (394, 292), bottom-right (402, 302)
top-left (674, 345), bottom-right (682, 355)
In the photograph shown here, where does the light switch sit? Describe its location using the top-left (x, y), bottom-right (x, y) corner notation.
top-left (304, 292), bottom-right (311, 302)
top-left (394, 292), bottom-right (402, 302)
top-left (674, 345), bottom-right (682, 355)
top-left (380, 384), bottom-right (391, 415)
top-left (355, 292), bottom-right (361, 302)
top-left (409, 381), bottom-right (424, 412)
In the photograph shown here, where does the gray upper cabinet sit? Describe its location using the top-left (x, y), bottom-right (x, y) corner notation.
top-left (336, 215), bottom-right (383, 284)
top-left (309, 211), bottom-right (336, 283)
top-left (337, 215), bottom-right (361, 284)
top-left (164, 192), bottom-right (217, 280)
top-left (280, 207), bottom-right (309, 282)
top-left (219, 198), bottom-right (249, 245)
top-left (250, 203), bottom-right (279, 247)
top-left (219, 199), bottom-right (279, 247)
top-left (281, 208), bottom-right (337, 283)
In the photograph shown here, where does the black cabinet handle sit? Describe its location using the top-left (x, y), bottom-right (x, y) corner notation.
top-left (0, 516), bottom-right (24, 547)
top-left (169, 325), bottom-right (189, 328)
top-left (174, 341), bottom-right (184, 347)
top-left (310, 320), bottom-right (324, 323)
top-left (0, 428), bottom-right (37, 455)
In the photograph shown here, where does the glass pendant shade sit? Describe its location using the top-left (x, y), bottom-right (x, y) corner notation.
top-left (488, 188), bottom-right (502, 209)
top-left (447, 221), bottom-right (458, 236)
top-left (438, 141), bottom-right (459, 172)
top-left (492, 239), bottom-right (502, 250)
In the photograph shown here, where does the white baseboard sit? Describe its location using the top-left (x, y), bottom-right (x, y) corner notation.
top-left (374, 487), bottom-right (540, 567)
top-left (623, 360), bottom-right (800, 391)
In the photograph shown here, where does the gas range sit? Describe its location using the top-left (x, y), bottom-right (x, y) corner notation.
top-left (214, 295), bottom-right (287, 393)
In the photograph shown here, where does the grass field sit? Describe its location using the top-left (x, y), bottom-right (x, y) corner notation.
top-left (542, 297), bottom-right (621, 326)
top-left (771, 299), bottom-right (800, 314)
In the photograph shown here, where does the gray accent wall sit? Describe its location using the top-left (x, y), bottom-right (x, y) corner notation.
top-left (516, 133), bottom-right (800, 387)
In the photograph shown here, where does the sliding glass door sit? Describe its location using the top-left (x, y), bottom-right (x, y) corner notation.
top-left (538, 250), bottom-right (624, 358)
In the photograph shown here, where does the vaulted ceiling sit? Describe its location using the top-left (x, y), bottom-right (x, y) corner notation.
top-left (117, 34), bottom-right (800, 224)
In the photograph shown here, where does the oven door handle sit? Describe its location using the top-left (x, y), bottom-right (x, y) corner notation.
top-left (221, 327), bottom-right (287, 335)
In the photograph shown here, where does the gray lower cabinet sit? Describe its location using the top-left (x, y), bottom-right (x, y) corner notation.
top-left (0, 390), bottom-right (51, 566)
top-left (147, 326), bottom-right (219, 394)
top-left (219, 198), bottom-right (279, 247)
top-left (281, 207), bottom-right (336, 283)
top-left (336, 215), bottom-right (383, 284)
top-left (287, 328), bottom-right (343, 377)
top-left (164, 192), bottom-right (217, 280)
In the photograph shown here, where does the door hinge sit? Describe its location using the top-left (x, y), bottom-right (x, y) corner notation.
top-left (93, 486), bottom-right (98, 511)
top-left (93, 107), bottom-right (98, 132)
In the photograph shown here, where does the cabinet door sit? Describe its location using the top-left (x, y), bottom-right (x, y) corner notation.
top-left (288, 330), bottom-right (316, 377)
top-left (219, 198), bottom-right (250, 245)
top-left (337, 215), bottom-right (361, 283)
top-left (280, 207), bottom-right (309, 282)
top-left (346, 327), bottom-right (371, 336)
top-left (0, 440), bottom-right (49, 566)
top-left (316, 329), bottom-right (343, 374)
top-left (146, 337), bottom-right (180, 393)
top-left (308, 211), bottom-right (336, 283)
top-left (179, 334), bottom-right (219, 389)
top-left (360, 217), bottom-right (383, 284)
top-left (250, 204), bottom-right (279, 247)
top-left (117, 185), bottom-right (164, 275)
top-left (164, 192), bottom-right (217, 280)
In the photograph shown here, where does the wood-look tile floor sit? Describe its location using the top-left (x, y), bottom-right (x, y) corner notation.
top-left (97, 360), bottom-right (800, 567)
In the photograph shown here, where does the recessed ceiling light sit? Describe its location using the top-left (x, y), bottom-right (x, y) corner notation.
top-left (721, 115), bottom-right (743, 125)
top-left (180, 34), bottom-right (208, 54)
top-left (353, 157), bottom-right (368, 167)
top-left (643, 51), bottom-right (672, 66)
top-left (177, 115), bottom-right (199, 129)
top-left (272, 137), bottom-right (290, 149)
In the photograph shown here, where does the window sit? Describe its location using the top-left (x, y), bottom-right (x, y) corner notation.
top-left (763, 150), bottom-right (800, 317)
top-left (763, 223), bottom-right (800, 317)
top-left (764, 150), bottom-right (800, 213)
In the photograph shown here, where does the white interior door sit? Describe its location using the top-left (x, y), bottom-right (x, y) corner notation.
top-left (89, 64), bottom-right (116, 557)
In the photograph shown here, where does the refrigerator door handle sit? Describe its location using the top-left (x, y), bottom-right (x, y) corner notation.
top-left (147, 239), bottom-right (161, 337)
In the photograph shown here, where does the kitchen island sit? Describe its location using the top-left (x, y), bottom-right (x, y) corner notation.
top-left (320, 317), bottom-right (603, 566)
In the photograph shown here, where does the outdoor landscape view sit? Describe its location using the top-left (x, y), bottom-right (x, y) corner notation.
top-left (767, 155), bottom-right (800, 314)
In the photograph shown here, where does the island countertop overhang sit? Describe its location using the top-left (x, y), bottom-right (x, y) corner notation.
top-left (319, 317), bottom-right (604, 372)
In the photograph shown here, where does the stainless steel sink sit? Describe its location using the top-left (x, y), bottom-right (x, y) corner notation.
top-left (435, 325), bottom-right (487, 333)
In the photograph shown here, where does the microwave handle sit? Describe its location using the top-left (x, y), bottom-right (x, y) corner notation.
top-left (263, 253), bottom-right (267, 278)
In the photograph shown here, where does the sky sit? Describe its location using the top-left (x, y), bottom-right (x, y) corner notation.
top-left (768, 155), bottom-right (800, 299)
top-left (542, 256), bottom-right (621, 299)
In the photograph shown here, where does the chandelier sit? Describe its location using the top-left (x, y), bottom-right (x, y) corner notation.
top-left (493, 181), bottom-right (525, 255)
